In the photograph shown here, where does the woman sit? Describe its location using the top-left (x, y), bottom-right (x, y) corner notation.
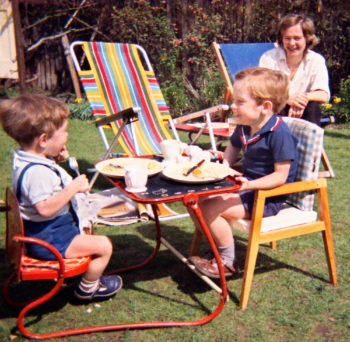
top-left (259, 14), bottom-right (330, 126)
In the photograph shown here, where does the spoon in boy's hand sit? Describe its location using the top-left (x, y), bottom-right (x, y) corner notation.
top-left (68, 157), bottom-right (90, 195)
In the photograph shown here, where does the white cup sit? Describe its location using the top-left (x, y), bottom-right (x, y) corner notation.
top-left (124, 164), bottom-right (148, 192)
top-left (160, 139), bottom-right (182, 162)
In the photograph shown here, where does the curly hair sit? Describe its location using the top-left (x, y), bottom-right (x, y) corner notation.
top-left (0, 94), bottom-right (69, 147)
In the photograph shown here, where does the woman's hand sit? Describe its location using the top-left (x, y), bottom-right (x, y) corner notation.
top-left (287, 92), bottom-right (309, 118)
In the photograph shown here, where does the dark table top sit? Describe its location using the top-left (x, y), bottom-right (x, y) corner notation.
top-left (108, 172), bottom-right (241, 204)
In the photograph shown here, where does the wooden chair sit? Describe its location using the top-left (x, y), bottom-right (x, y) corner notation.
top-left (189, 117), bottom-right (337, 309)
top-left (3, 187), bottom-right (91, 339)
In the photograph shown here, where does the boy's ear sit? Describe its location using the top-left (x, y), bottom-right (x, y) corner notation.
top-left (262, 100), bottom-right (273, 114)
top-left (38, 133), bottom-right (48, 148)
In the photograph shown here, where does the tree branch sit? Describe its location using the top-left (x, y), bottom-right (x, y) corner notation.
top-left (25, 27), bottom-right (89, 52)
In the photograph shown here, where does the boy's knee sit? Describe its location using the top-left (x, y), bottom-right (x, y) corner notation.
top-left (100, 235), bottom-right (113, 257)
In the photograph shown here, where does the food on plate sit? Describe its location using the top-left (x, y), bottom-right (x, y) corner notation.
top-left (147, 160), bottom-right (159, 171)
top-left (182, 163), bottom-right (218, 179)
top-left (102, 163), bottom-right (122, 173)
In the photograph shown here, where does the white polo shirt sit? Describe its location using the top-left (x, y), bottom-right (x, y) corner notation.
top-left (259, 46), bottom-right (330, 101)
top-left (12, 149), bottom-right (72, 221)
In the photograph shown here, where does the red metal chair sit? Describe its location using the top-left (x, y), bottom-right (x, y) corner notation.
top-left (3, 187), bottom-right (227, 339)
top-left (3, 187), bottom-right (91, 339)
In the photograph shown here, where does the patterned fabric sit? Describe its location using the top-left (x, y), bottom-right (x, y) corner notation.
top-left (283, 117), bottom-right (324, 211)
top-left (20, 255), bottom-right (91, 281)
top-left (78, 42), bottom-right (172, 155)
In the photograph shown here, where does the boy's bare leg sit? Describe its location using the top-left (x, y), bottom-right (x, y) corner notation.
top-left (65, 235), bottom-right (113, 281)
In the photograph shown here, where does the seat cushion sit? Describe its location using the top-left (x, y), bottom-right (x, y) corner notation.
top-left (20, 255), bottom-right (91, 281)
top-left (228, 205), bottom-right (318, 233)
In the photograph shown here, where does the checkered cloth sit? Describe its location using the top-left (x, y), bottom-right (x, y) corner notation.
top-left (283, 117), bottom-right (324, 211)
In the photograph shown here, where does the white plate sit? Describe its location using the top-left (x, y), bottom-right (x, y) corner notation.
top-left (162, 161), bottom-right (231, 184)
top-left (95, 158), bottom-right (163, 178)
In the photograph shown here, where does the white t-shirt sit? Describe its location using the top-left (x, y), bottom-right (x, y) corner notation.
top-left (12, 149), bottom-right (72, 221)
top-left (259, 46), bottom-right (330, 101)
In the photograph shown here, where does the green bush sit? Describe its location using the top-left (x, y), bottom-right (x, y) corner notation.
top-left (110, 1), bottom-right (227, 116)
top-left (108, 0), bottom-right (349, 120)
top-left (322, 76), bottom-right (350, 123)
top-left (68, 98), bottom-right (93, 121)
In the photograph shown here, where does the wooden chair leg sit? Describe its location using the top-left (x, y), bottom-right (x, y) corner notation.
top-left (270, 241), bottom-right (277, 250)
top-left (320, 149), bottom-right (335, 178)
top-left (240, 235), bottom-right (260, 310)
top-left (318, 187), bottom-right (337, 285)
top-left (322, 229), bottom-right (337, 285)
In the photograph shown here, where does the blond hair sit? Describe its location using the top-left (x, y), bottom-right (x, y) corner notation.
top-left (235, 67), bottom-right (289, 113)
top-left (0, 94), bottom-right (69, 147)
top-left (277, 14), bottom-right (319, 53)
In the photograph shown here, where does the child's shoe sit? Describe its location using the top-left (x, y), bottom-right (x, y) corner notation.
top-left (74, 275), bottom-right (123, 301)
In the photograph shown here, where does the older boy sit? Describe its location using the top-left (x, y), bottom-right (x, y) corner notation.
top-left (189, 67), bottom-right (299, 278)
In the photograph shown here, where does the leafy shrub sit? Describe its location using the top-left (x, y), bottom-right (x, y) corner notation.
top-left (110, 0), bottom-right (227, 116)
top-left (322, 76), bottom-right (350, 123)
top-left (68, 98), bottom-right (93, 120)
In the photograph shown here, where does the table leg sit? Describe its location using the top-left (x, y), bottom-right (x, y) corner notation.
top-left (107, 204), bottom-right (161, 275)
top-left (183, 193), bottom-right (228, 301)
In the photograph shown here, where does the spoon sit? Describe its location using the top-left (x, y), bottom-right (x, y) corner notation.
top-left (68, 157), bottom-right (80, 177)
top-left (68, 157), bottom-right (90, 194)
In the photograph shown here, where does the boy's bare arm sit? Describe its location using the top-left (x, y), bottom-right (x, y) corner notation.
top-left (237, 160), bottom-right (291, 191)
top-left (223, 144), bottom-right (241, 171)
top-left (34, 175), bottom-right (89, 218)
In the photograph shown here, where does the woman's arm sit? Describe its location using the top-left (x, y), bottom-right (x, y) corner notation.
top-left (306, 90), bottom-right (328, 103)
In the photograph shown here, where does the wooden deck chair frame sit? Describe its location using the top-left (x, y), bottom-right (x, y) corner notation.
top-left (70, 41), bottom-right (228, 155)
top-left (189, 117), bottom-right (337, 309)
top-left (70, 41), bottom-right (232, 220)
top-left (212, 41), bottom-right (335, 178)
top-left (70, 41), bottom-right (196, 221)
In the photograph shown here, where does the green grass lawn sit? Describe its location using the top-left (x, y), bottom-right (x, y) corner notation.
top-left (0, 119), bottom-right (349, 341)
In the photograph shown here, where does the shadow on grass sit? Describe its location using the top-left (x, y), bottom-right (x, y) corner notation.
top-left (131, 224), bottom-right (332, 305)
top-left (324, 129), bottom-right (350, 139)
top-left (0, 227), bottom-right (333, 336)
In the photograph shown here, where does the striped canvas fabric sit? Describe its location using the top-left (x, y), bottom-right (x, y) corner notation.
top-left (283, 117), bottom-right (324, 211)
top-left (78, 42), bottom-right (172, 155)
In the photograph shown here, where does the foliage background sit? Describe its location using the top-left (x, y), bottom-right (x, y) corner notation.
top-left (3, 0), bottom-right (350, 118)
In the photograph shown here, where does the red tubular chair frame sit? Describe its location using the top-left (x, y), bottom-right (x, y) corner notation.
top-left (3, 187), bottom-right (226, 339)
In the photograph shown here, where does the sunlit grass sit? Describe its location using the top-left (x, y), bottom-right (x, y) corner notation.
top-left (0, 119), bottom-right (349, 341)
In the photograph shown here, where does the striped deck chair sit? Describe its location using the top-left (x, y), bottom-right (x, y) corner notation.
top-left (70, 41), bottom-right (173, 155)
top-left (70, 41), bottom-right (195, 221)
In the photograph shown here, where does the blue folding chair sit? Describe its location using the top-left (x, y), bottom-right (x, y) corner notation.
top-left (213, 42), bottom-right (275, 104)
top-left (212, 41), bottom-right (334, 178)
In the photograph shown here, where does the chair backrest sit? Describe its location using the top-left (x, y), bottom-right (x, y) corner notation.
top-left (70, 41), bottom-right (172, 155)
top-left (283, 117), bottom-right (324, 211)
top-left (5, 187), bottom-right (24, 272)
top-left (219, 42), bottom-right (275, 80)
